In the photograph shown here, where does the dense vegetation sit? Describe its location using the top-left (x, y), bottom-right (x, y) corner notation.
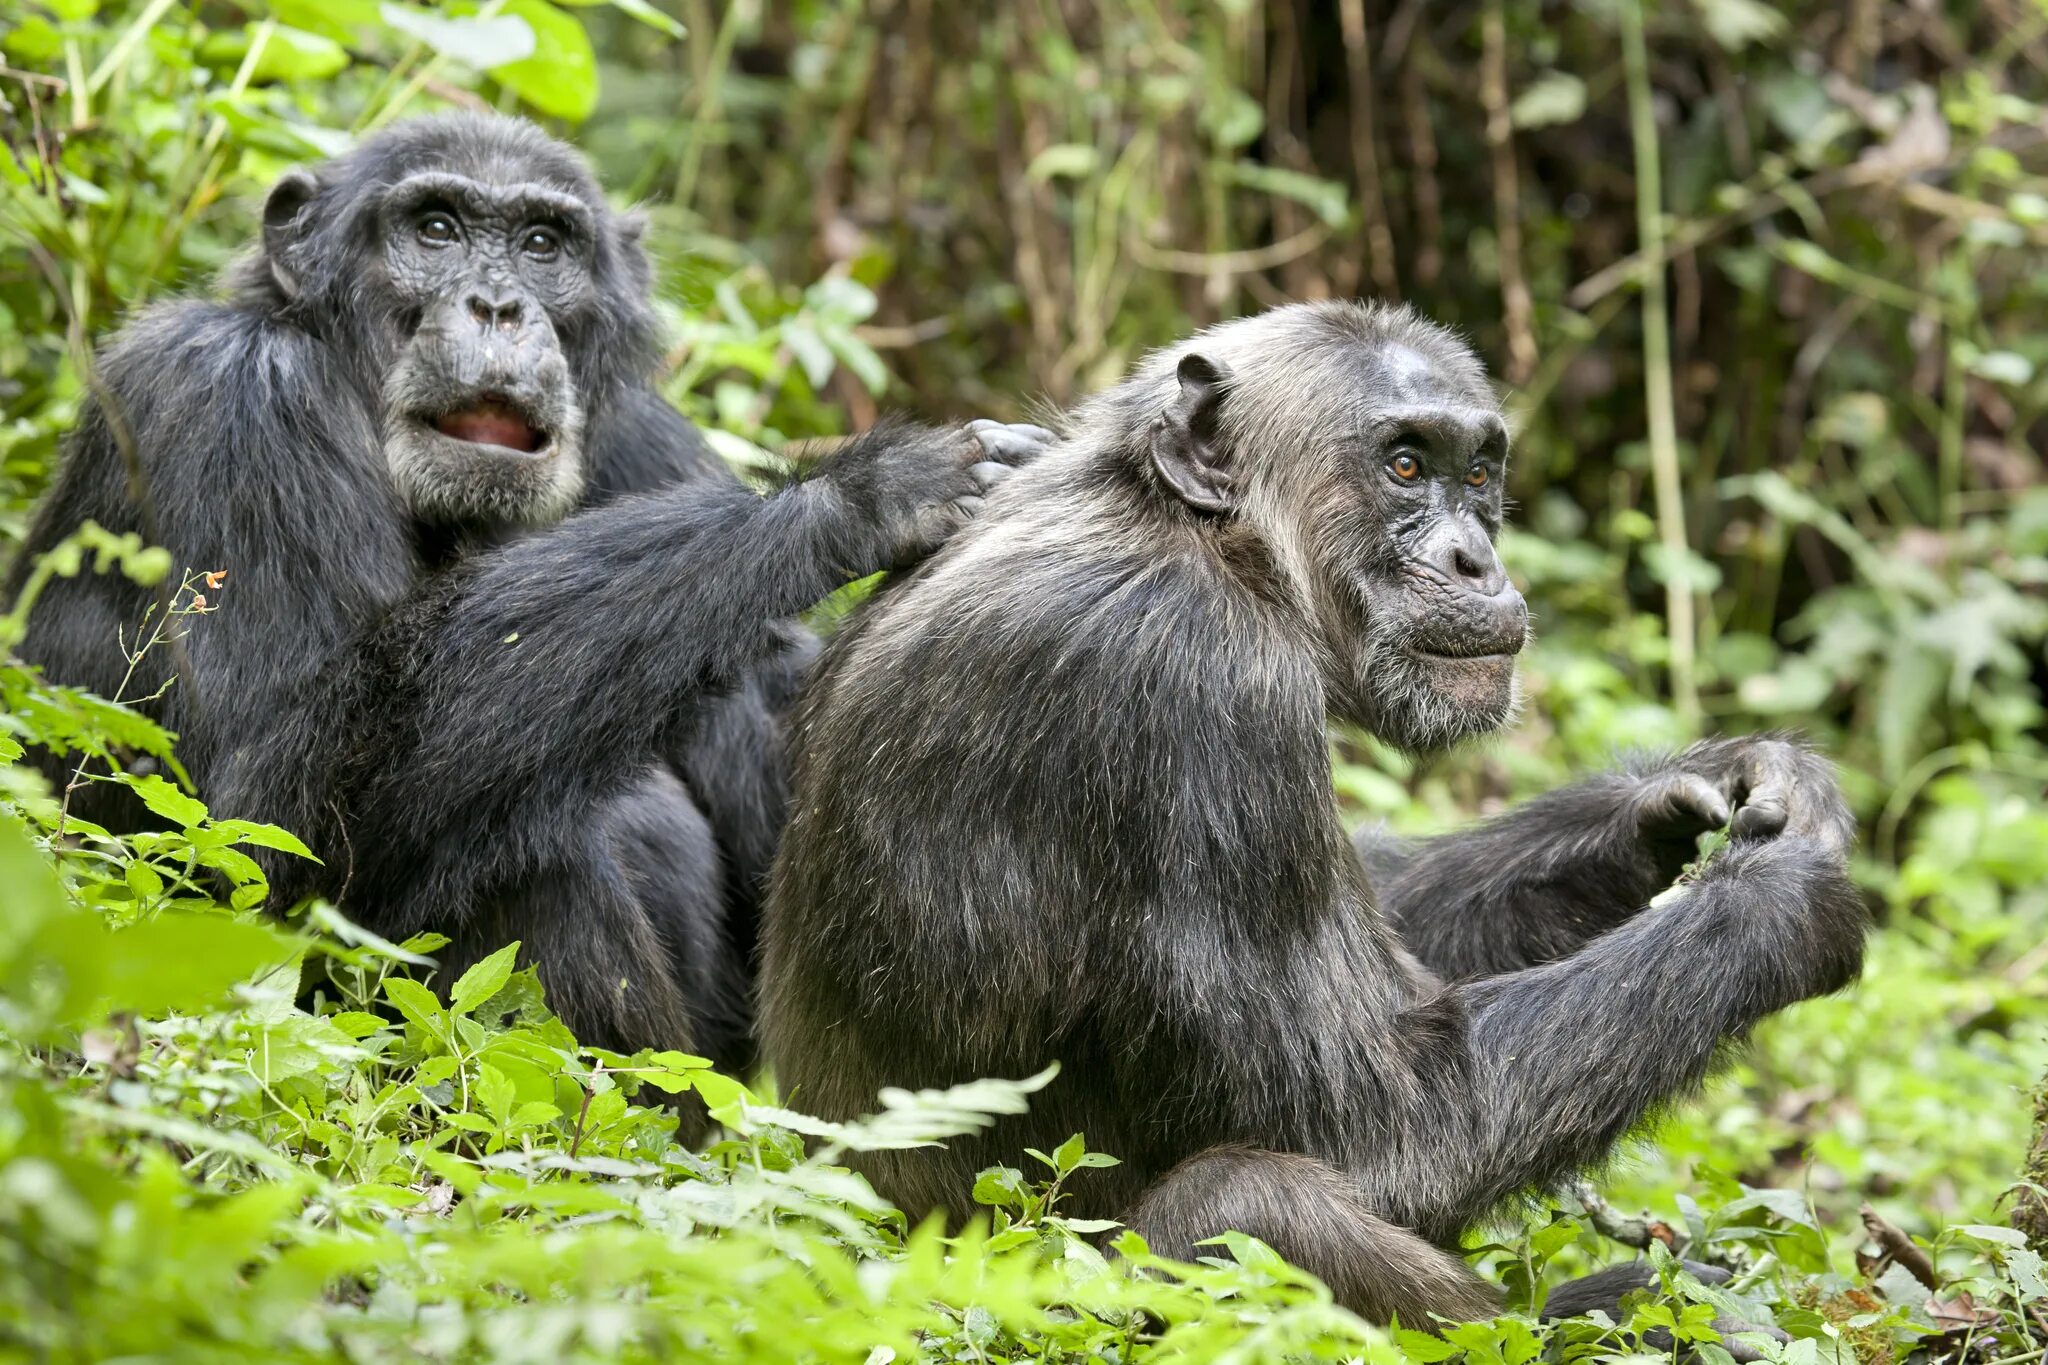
top-left (1, 2), bottom-right (2045, 1360)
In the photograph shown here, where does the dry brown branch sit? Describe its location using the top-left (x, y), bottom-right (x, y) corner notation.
top-left (1860, 1203), bottom-right (1939, 1291)
top-left (1127, 222), bottom-right (1333, 277)
top-left (1573, 1180), bottom-right (1686, 1254)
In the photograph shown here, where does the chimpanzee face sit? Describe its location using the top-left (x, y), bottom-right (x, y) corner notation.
top-left (366, 169), bottom-right (595, 528)
top-left (257, 120), bottom-right (646, 530)
top-left (1145, 316), bottom-right (1528, 752)
top-left (1325, 342), bottom-right (1526, 751)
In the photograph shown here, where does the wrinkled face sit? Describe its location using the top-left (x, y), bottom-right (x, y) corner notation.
top-left (1316, 343), bottom-right (1528, 750)
top-left (371, 171), bottom-right (593, 526)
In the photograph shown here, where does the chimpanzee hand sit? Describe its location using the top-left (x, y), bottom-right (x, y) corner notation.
top-left (1667, 735), bottom-right (1853, 852)
top-left (810, 418), bottom-right (1055, 574)
top-left (1622, 735), bottom-right (1851, 886)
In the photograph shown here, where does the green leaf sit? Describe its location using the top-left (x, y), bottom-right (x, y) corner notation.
top-left (1393, 1328), bottom-right (1462, 1362)
top-left (491, 0), bottom-right (598, 122)
top-left (213, 819), bottom-right (319, 860)
top-left (383, 976), bottom-right (447, 1037)
top-left (972, 1165), bottom-right (1027, 1209)
top-left (1695, 0), bottom-right (1789, 50)
top-left (129, 775), bottom-right (208, 829)
top-left (253, 25), bottom-right (351, 80)
top-left (1511, 71), bottom-right (1587, 129)
top-left (1215, 161), bottom-right (1349, 227)
top-left (378, 3), bottom-right (534, 66)
top-left (1026, 144), bottom-right (1099, 182)
top-left (475, 1063), bottom-right (516, 1124)
top-left (450, 941), bottom-right (519, 1015)
top-left (1051, 1133), bottom-right (1086, 1174)
top-left (98, 914), bottom-right (295, 1018)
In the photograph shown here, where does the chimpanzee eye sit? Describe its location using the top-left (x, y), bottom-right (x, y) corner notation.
top-left (1389, 452), bottom-right (1422, 481)
top-left (1467, 464), bottom-right (1489, 488)
top-left (521, 225), bottom-right (562, 260)
top-left (416, 212), bottom-right (459, 246)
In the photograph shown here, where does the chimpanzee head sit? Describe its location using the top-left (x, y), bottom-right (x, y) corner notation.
top-left (1132, 301), bottom-right (1529, 751)
top-left (248, 114), bottom-right (657, 528)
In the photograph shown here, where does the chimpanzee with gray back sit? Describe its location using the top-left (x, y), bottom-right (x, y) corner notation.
top-left (763, 301), bottom-right (1865, 1324)
top-left (12, 114), bottom-right (1046, 1065)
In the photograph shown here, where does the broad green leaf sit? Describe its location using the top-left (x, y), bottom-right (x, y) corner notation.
top-left (475, 1063), bottom-right (516, 1124)
top-left (378, 3), bottom-right (534, 66)
top-left (246, 25), bottom-right (352, 81)
top-left (450, 940), bottom-right (520, 1015)
top-left (129, 774), bottom-right (208, 829)
top-left (1694, 0), bottom-right (1788, 50)
top-left (97, 914), bottom-right (294, 1018)
top-left (383, 976), bottom-right (447, 1038)
top-left (213, 819), bottom-right (319, 860)
top-left (491, 0), bottom-right (598, 122)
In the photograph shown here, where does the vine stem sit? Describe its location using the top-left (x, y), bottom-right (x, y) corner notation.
top-left (1620, 0), bottom-right (1700, 725)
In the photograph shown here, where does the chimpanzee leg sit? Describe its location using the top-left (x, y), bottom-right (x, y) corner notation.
top-left (447, 814), bottom-right (698, 1059)
top-left (606, 767), bottom-right (754, 1075)
top-left (1121, 1146), bottom-right (1501, 1325)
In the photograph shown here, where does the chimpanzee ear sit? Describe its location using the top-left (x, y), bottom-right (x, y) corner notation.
top-left (261, 169), bottom-right (318, 300)
top-left (1149, 352), bottom-right (1236, 514)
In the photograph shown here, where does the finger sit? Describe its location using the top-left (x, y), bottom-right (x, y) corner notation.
top-left (1663, 774), bottom-right (1732, 831)
top-left (972, 426), bottom-right (1054, 463)
top-left (967, 460), bottom-right (1010, 493)
top-left (947, 494), bottom-right (986, 521)
top-left (1731, 781), bottom-right (1789, 839)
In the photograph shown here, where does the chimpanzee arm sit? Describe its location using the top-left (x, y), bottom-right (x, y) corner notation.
top-left (1364, 737), bottom-right (1826, 981)
top-left (1363, 816), bottom-right (1865, 1238)
top-left (259, 419), bottom-right (1013, 925)
top-left (583, 380), bottom-right (814, 962)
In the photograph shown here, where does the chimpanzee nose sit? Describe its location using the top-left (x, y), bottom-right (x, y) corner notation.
top-left (466, 293), bottom-right (524, 332)
top-left (1442, 521), bottom-right (1510, 598)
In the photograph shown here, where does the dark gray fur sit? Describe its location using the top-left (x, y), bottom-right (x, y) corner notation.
top-left (761, 300), bottom-right (1866, 1323)
top-left (9, 113), bottom-right (1039, 1067)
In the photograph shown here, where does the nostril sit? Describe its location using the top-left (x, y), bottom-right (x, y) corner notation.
top-left (467, 296), bottom-right (493, 327)
top-left (494, 300), bottom-right (523, 329)
top-left (1451, 545), bottom-right (1485, 583)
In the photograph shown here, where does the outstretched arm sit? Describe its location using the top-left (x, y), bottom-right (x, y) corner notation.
top-left (1367, 736), bottom-right (1837, 981)
top-left (1363, 775), bottom-right (1864, 1239)
top-left (255, 419), bottom-right (1031, 924)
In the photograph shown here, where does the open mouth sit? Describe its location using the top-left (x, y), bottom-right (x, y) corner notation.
top-left (429, 395), bottom-right (548, 454)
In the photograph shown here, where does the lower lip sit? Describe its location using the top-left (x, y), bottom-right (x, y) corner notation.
top-left (423, 421), bottom-right (550, 457)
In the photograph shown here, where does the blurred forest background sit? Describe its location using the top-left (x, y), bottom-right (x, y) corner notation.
top-left (4, 1), bottom-right (2048, 1361)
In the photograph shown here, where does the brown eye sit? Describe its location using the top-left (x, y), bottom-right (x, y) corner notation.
top-left (521, 225), bottom-right (561, 260)
top-left (1467, 465), bottom-right (1489, 487)
top-left (417, 212), bottom-right (458, 246)
top-left (1389, 452), bottom-right (1421, 481)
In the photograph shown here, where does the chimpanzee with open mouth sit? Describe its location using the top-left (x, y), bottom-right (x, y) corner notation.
top-left (9, 113), bottom-right (1048, 1068)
